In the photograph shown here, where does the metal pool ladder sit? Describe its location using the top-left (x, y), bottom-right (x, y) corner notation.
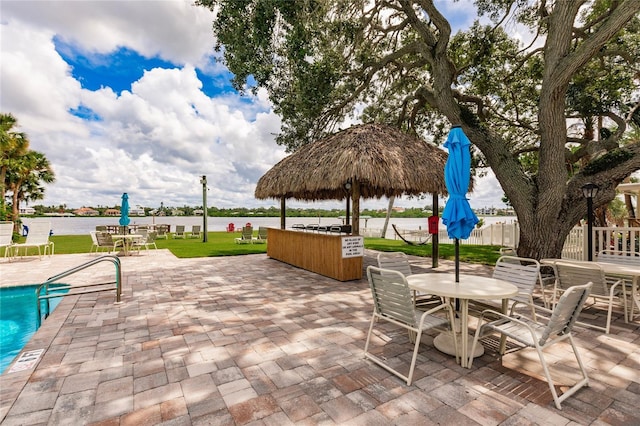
top-left (35, 255), bottom-right (122, 329)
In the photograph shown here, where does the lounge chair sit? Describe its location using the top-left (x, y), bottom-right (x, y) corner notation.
top-left (1, 221), bottom-right (14, 259)
top-left (235, 226), bottom-right (253, 244)
top-left (190, 225), bottom-right (201, 238)
top-left (154, 225), bottom-right (169, 239)
top-left (253, 227), bottom-right (268, 243)
top-left (173, 225), bottom-right (186, 239)
top-left (11, 220), bottom-right (54, 258)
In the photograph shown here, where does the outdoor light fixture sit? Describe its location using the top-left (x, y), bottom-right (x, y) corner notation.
top-left (200, 175), bottom-right (208, 243)
top-left (581, 182), bottom-right (599, 261)
top-left (344, 179), bottom-right (352, 226)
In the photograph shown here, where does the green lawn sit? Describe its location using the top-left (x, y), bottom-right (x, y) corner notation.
top-left (16, 232), bottom-right (501, 265)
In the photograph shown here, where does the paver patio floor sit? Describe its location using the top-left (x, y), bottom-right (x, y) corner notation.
top-left (1, 250), bottom-right (638, 425)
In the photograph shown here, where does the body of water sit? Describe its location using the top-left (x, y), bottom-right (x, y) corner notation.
top-left (0, 285), bottom-right (67, 374)
top-left (23, 215), bottom-right (517, 239)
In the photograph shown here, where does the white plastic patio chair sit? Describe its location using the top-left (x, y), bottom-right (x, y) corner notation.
top-left (173, 225), bottom-right (186, 239)
top-left (493, 256), bottom-right (542, 318)
top-left (95, 231), bottom-right (124, 254)
top-left (364, 266), bottom-right (457, 386)
top-left (376, 252), bottom-right (439, 308)
top-left (553, 261), bottom-right (627, 334)
top-left (89, 231), bottom-right (100, 254)
top-left (252, 227), bottom-right (268, 243)
top-left (0, 221), bottom-right (14, 259)
top-left (469, 282), bottom-right (592, 410)
top-left (190, 225), bottom-right (201, 238)
top-left (11, 220), bottom-right (54, 258)
top-left (234, 226), bottom-right (253, 244)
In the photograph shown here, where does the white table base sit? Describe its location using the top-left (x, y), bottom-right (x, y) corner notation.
top-left (434, 333), bottom-right (484, 358)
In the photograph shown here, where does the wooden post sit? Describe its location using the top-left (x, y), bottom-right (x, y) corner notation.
top-left (280, 197), bottom-right (286, 229)
top-left (352, 180), bottom-right (360, 235)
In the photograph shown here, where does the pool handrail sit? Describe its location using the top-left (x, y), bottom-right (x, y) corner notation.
top-left (35, 255), bottom-right (122, 329)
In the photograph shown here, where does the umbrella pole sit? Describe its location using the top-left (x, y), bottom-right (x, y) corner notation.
top-left (455, 238), bottom-right (460, 282)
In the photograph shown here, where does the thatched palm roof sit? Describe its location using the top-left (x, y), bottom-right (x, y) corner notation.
top-left (255, 123), bottom-right (448, 201)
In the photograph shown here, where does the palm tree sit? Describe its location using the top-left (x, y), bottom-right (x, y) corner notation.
top-left (0, 113), bottom-right (30, 219)
top-left (6, 150), bottom-right (55, 231)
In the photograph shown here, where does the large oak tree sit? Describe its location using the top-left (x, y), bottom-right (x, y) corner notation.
top-left (198, 0), bottom-right (640, 259)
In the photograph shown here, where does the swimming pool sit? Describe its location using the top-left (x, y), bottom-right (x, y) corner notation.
top-left (0, 285), bottom-right (68, 374)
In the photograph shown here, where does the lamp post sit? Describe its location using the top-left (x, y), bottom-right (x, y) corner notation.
top-left (582, 182), bottom-right (599, 261)
top-left (200, 175), bottom-right (208, 243)
top-left (344, 179), bottom-right (352, 227)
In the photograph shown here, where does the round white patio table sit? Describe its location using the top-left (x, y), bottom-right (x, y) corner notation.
top-left (406, 273), bottom-right (518, 368)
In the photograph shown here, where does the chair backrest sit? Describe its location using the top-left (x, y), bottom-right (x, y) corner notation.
top-left (493, 256), bottom-right (540, 301)
top-left (155, 225), bottom-right (167, 236)
top-left (366, 266), bottom-right (417, 327)
top-left (242, 226), bottom-right (253, 239)
top-left (24, 221), bottom-right (51, 245)
top-left (192, 225), bottom-right (201, 234)
top-left (258, 227), bottom-right (268, 239)
top-left (539, 282), bottom-right (593, 345)
top-left (0, 221), bottom-right (13, 246)
top-left (554, 262), bottom-right (608, 296)
top-left (89, 231), bottom-right (99, 245)
top-left (147, 231), bottom-right (157, 242)
top-left (175, 225), bottom-right (185, 234)
top-left (376, 252), bottom-right (412, 277)
top-left (96, 231), bottom-right (113, 246)
top-left (598, 250), bottom-right (640, 266)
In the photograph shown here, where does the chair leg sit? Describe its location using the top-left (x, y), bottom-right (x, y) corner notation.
top-left (407, 329), bottom-right (423, 386)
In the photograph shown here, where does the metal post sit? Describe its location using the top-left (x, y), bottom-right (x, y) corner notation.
top-left (587, 197), bottom-right (594, 261)
top-left (582, 183), bottom-right (599, 261)
top-left (201, 175), bottom-right (208, 242)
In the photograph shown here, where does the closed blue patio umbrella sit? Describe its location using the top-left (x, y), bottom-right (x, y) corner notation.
top-left (442, 126), bottom-right (479, 282)
top-left (119, 193), bottom-right (130, 232)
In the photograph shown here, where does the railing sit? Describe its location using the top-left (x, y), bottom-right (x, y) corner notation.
top-left (35, 255), bottom-right (122, 329)
top-left (365, 222), bottom-right (639, 261)
top-left (564, 226), bottom-right (640, 260)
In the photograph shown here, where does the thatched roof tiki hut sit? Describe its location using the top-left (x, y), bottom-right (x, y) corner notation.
top-left (255, 123), bottom-right (449, 236)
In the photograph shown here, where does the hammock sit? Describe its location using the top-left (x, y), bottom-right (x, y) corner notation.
top-left (392, 224), bottom-right (432, 245)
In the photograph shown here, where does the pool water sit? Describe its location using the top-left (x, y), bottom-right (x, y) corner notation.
top-left (0, 285), bottom-right (68, 374)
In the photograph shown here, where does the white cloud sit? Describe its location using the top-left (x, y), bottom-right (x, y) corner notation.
top-left (1, 0), bottom-right (507, 212)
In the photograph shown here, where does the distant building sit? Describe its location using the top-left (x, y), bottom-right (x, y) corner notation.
top-left (129, 206), bottom-right (145, 216)
top-left (105, 209), bottom-right (120, 217)
top-left (171, 209), bottom-right (185, 216)
top-left (193, 209), bottom-right (204, 216)
top-left (74, 207), bottom-right (99, 216)
top-left (19, 207), bottom-right (36, 215)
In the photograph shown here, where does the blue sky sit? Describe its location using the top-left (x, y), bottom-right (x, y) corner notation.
top-left (0, 0), bottom-right (508, 211)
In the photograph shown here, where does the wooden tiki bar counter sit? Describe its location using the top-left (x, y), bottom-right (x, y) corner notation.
top-left (266, 228), bottom-right (363, 281)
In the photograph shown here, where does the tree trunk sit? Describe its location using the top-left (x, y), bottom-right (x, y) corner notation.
top-left (381, 196), bottom-right (395, 239)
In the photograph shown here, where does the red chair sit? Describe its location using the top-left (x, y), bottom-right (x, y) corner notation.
top-left (226, 223), bottom-right (235, 232)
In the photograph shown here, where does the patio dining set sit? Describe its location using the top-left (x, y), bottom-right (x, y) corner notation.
top-left (364, 249), bottom-right (640, 410)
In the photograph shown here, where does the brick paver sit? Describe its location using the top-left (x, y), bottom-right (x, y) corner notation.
top-left (0, 249), bottom-right (639, 425)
